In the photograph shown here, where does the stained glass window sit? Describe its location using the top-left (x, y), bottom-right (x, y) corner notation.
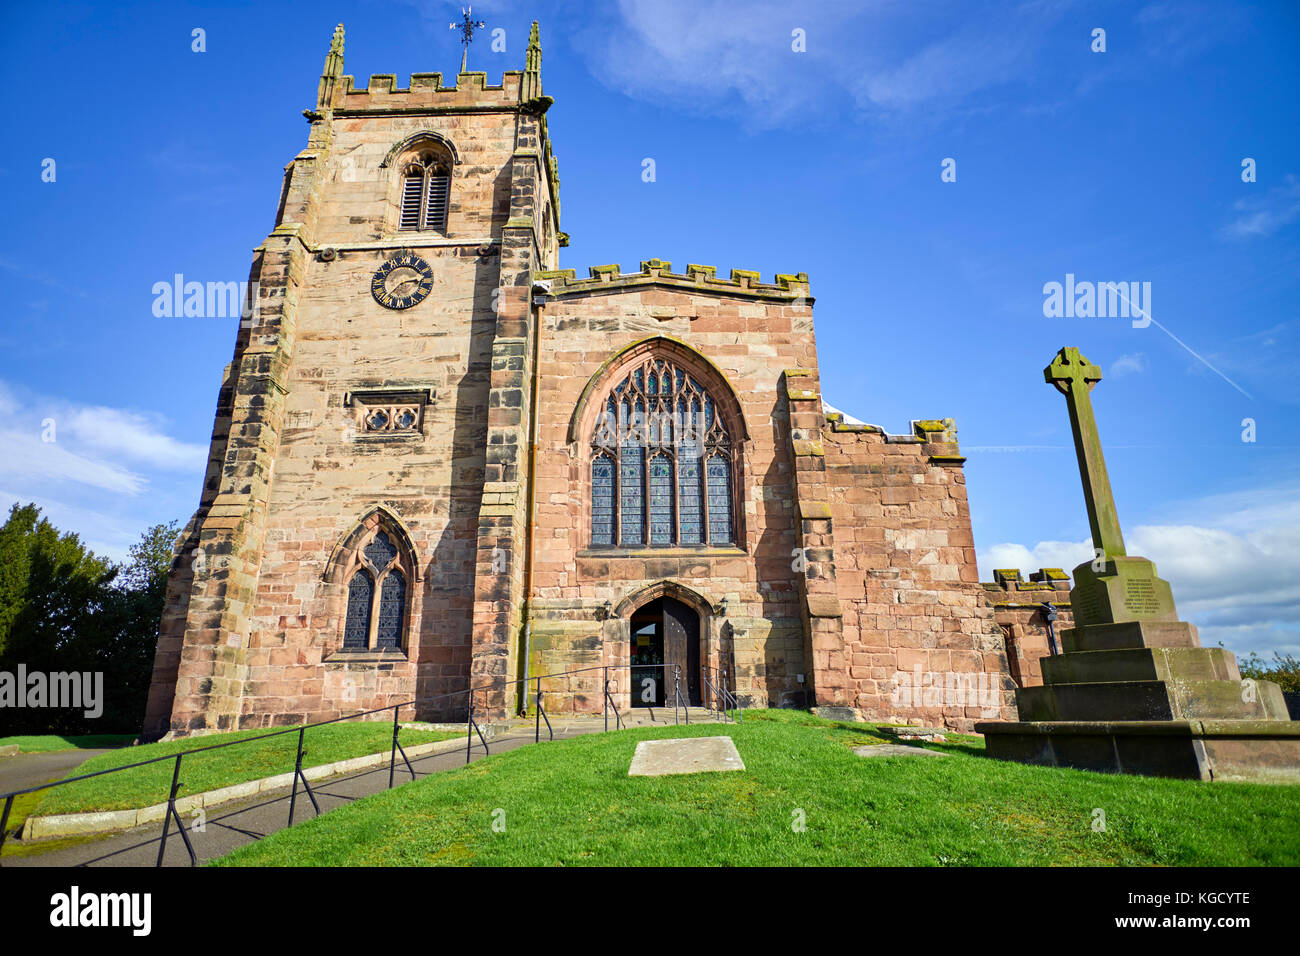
top-left (591, 455), bottom-right (615, 546)
top-left (343, 570), bottom-right (373, 649)
top-left (342, 524), bottom-right (411, 651)
top-left (376, 570), bottom-right (405, 649)
top-left (590, 353), bottom-right (734, 547)
top-left (364, 530), bottom-right (398, 571)
top-left (620, 446), bottom-right (645, 546)
top-left (649, 455), bottom-right (673, 544)
top-left (678, 456), bottom-right (703, 545)
top-left (707, 456), bottom-right (733, 544)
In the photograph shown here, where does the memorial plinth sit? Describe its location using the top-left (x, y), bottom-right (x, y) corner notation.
top-left (976, 348), bottom-right (1300, 782)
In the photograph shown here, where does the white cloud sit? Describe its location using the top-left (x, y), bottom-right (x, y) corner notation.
top-left (854, 27), bottom-right (1032, 111)
top-left (981, 538), bottom-right (1091, 574)
top-left (64, 406), bottom-right (207, 471)
top-left (979, 483), bottom-right (1300, 658)
top-left (572, 0), bottom-right (1073, 127)
top-left (0, 429), bottom-right (146, 495)
top-left (1221, 175), bottom-right (1300, 241)
top-left (0, 385), bottom-right (205, 496)
top-left (1109, 352), bottom-right (1147, 377)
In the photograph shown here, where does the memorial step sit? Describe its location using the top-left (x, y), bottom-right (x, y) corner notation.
top-left (1017, 678), bottom-right (1290, 722)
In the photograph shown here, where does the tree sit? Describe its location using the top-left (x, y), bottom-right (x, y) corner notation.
top-left (0, 504), bottom-right (179, 734)
top-left (117, 521), bottom-right (181, 595)
top-left (1239, 651), bottom-right (1300, 694)
top-left (0, 502), bottom-right (115, 664)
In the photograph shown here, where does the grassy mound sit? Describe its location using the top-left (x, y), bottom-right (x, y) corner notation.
top-left (213, 710), bottom-right (1300, 867)
top-left (25, 722), bottom-right (459, 816)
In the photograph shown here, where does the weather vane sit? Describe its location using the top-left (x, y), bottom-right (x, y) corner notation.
top-left (450, 7), bottom-right (487, 74)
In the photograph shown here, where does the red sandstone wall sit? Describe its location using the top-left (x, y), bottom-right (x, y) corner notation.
top-left (525, 269), bottom-right (815, 711)
top-left (822, 419), bottom-right (1018, 732)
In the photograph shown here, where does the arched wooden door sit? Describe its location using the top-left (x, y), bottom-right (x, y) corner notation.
top-left (662, 598), bottom-right (702, 706)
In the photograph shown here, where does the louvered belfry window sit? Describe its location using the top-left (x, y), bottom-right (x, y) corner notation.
top-left (341, 528), bottom-right (410, 651)
top-left (590, 356), bottom-right (735, 548)
top-left (399, 152), bottom-right (450, 232)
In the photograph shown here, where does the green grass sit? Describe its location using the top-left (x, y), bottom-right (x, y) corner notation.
top-left (28, 722), bottom-right (460, 816)
top-left (213, 709), bottom-right (1300, 867)
top-left (0, 734), bottom-right (138, 753)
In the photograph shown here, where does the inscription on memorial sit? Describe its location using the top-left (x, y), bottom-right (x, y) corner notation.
top-left (1123, 578), bottom-right (1160, 615)
top-left (1074, 582), bottom-right (1102, 624)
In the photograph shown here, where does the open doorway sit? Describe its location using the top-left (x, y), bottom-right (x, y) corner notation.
top-left (628, 597), bottom-right (701, 707)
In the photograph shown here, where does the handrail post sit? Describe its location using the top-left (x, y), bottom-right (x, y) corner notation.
top-left (288, 727), bottom-right (301, 825)
top-left (0, 794), bottom-right (13, 866)
top-left (465, 692), bottom-right (474, 764)
top-left (155, 752), bottom-right (195, 867)
top-left (389, 705), bottom-right (400, 789)
top-left (535, 678), bottom-right (542, 744)
top-left (603, 666), bottom-right (608, 733)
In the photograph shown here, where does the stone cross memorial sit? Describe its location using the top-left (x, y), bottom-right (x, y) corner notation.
top-left (977, 347), bottom-right (1300, 782)
top-left (1045, 347), bottom-right (1177, 627)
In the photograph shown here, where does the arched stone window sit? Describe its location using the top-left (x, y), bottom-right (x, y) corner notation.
top-left (589, 354), bottom-right (736, 548)
top-left (398, 149), bottom-right (451, 233)
top-left (331, 514), bottom-right (417, 652)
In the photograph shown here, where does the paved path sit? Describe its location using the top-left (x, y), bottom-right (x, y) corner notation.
top-left (0, 749), bottom-right (115, 797)
top-left (3, 707), bottom-right (728, 867)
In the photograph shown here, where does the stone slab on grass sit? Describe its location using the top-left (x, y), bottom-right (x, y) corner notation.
top-left (814, 706), bottom-right (858, 722)
top-left (853, 744), bottom-right (950, 759)
top-left (878, 726), bottom-right (948, 742)
top-left (628, 736), bottom-right (745, 777)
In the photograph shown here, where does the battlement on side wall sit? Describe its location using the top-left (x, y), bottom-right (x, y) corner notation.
top-left (982, 568), bottom-right (1071, 606)
top-left (535, 260), bottom-right (811, 302)
top-left (822, 408), bottom-right (966, 458)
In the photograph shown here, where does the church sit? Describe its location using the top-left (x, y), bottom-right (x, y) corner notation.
top-left (143, 23), bottom-right (1042, 740)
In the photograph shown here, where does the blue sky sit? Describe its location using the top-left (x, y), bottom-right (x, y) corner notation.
top-left (1, 1), bottom-right (1297, 659)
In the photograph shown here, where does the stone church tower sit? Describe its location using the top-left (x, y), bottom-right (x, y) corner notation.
top-left (144, 24), bottom-right (1018, 739)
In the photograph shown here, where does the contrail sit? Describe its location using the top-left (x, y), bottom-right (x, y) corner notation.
top-left (1118, 287), bottom-right (1253, 400)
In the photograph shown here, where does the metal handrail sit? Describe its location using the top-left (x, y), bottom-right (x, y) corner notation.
top-left (0, 658), bottom-right (734, 866)
top-left (603, 679), bottom-right (624, 731)
top-left (534, 679), bottom-right (554, 743)
top-left (701, 668), bottom-right (732, 724)
top-left (721, 667), bottom-right (743, 723)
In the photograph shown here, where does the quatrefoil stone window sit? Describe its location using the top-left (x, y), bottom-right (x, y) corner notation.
top-left (345, 389), bottom-right (434, 437)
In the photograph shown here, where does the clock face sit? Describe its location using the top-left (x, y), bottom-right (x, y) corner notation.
top-left (371, 253), bottom-right (434, 310)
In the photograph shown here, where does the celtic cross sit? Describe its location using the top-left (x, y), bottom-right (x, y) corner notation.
top-left (1044, 347), bottom-right (1127, 560)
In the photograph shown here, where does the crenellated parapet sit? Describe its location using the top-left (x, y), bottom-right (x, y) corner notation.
top-left (329, 71), bottom-right (526, 110)
top-left (982, 568), bottom-right (1072, 608)
top-left (820, 405), bottom-right (965, 466)
top-left (534, 259), bottom-right (811, 301)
